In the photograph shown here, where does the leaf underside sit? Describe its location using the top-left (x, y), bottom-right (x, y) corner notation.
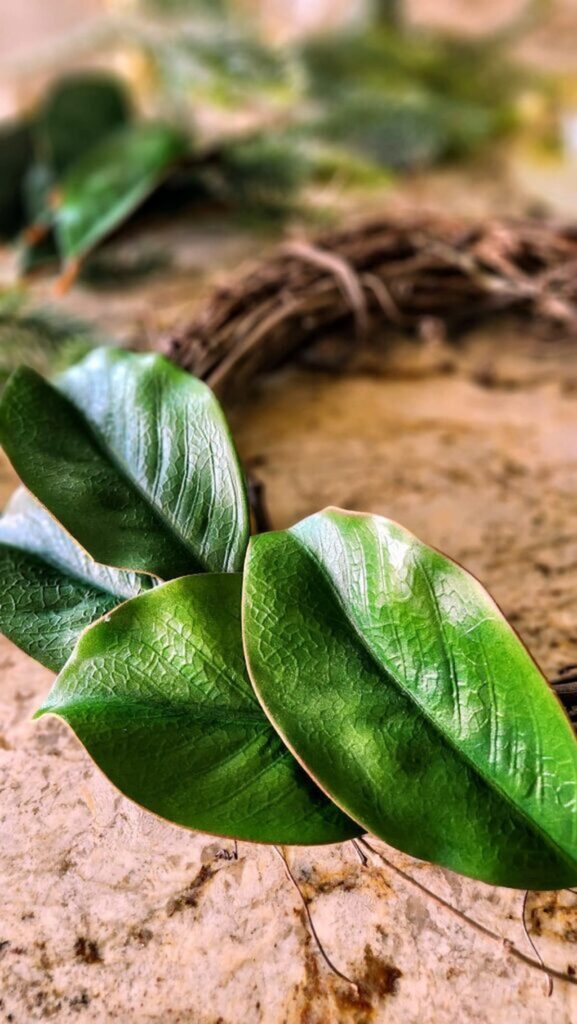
top-left (243, 508), bottom-right (577, 888)
top-left (38, 574), bottom-right (360, 845)
top-left (0, 488), bottom-right (150, 672)
top-left (0, 349), bottom-right (249, 580)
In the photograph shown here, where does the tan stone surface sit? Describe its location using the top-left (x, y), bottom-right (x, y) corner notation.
top-left (1, 327), bottom-right (577, 1023)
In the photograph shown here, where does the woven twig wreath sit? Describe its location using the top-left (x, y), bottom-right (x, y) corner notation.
top-left (161, 214), bottom-right (577, 399)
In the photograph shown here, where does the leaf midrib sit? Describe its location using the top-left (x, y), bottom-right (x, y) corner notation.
top-left (42, 695), bottom-right (267, 727)
top-left (56, 376), bottom-right (208, 575)
top-left (292, 533), bottom-right (577, 873)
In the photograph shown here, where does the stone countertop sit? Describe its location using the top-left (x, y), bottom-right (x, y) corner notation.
top-left (1, 324), bottom-right (577, 1023)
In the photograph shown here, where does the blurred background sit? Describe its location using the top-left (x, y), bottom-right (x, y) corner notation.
top-left (1, 0), bottom-right (577, 381)
top-left (0, 1), bottom-right (575, 374)
top-left (1, 2), bottom-right (577, 272)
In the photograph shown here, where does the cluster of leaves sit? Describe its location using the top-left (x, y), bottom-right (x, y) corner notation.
top-left (0, 70), bottom-right (305, 279)
top-left (0, 71), bottom-right (189, 274)
top-left (148, 15), bottom-right (531, 171)
top-left (0, 8), bottom-right (540, 277)
top-left (301, 28), bottom-right (524, 169)
top-left (0, 348), bottom-right (575, 890)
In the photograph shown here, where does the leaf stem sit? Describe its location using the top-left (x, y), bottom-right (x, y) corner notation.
top-left (357, 838), bottom-right (577, 988)
top-left (248, 475), bottom-right (272, 534)
top-left (273, 846), bottom-right (359, 991)
top-left (351, 838), bottom-right (369, 866)
top-left (521, 890), bottom-right (553, 997)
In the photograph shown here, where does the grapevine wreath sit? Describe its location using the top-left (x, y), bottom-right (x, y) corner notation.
top-left (1, 214), bottom-right (577, 992)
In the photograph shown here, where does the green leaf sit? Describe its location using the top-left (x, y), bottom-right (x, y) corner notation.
top-left (0, 120), bottom-right (34, 240)
top-left (54, 123), bottom-right (189, 263)
top-left (0, 348), bottom-right (249, 578)
top-left (37, 573), bottom-right (359, 844)
top-left (19, 163), bottom-right (60, 274)
top-left (243, 508), bottom-right (577, 888)
top-left (0, 488), bottom-right (150, 671)
top-left (0, 295), bottom-right (99, 391)
top-left (36, 72), bottom-right (131, 176)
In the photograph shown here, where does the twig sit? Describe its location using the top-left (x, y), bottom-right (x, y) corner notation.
top-left (351, 838), bottom-right (369, 867)
top-left (358, 838), bottom-right (577, 988)
top-left (521, 891), bottom-right (553, 997)
top-left (281, 240), bottom-right (370, 337)
top-left (273, 845), bottom-right (359, 991)
top-left (247, 475), bottom-right (272, 534)
top-left (550, 676), bottom-right (577, 726)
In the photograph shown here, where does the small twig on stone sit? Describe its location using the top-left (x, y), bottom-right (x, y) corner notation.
top-left (247, 475), bottom-right (272, 534)
top-left (358, 837), bottom-right (577, 988)
top-left (351, 838), bottom-right (369, 867)
top-left (273, 845), bottom-right (359, 991)
top-left (521, 891), bottom-right (553, 997)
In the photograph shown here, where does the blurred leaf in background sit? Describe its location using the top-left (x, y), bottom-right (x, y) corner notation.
top-left (0, 292), bottom-right (101, 392)
top-left (37, 73), bottom-right (132, 176)
top-left (0, 1), bottom-right (554, 281)
top-left (302, 28), bottom-right (525, 170)
top-left (55, 122), bottom-right (190, 267)
top-left (148, 29), bottom-right (296, 109)
top-left (0, 122), bottom-right (34, 240)
top-left (200, 132), bottom-right (312, 222)
top-left (0, 73), bottom-right (137, 273)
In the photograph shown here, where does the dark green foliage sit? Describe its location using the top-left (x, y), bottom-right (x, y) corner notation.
top-left (0, 19), bottom-right (540, 272)
top-left (0, 121), bottom-right (34, 240)
top-left (302, 29), bottom-right (523, 168)
top-left (36, 72), bottom-right (132, 175)
top-left (207, 134), bottom-right (311, 219)
top-left (0, 488), bottom-right (151, 671)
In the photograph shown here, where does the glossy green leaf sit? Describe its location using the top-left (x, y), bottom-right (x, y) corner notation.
top-left (243, 508), bottom-right (577, 888)
top-left (54, 122), bottom-right (189, 262)
top-left (0, 348), bottom-right (249, 579)
top-left (37, 72), bottom-right (131, 175)
top-left (37, 574), bottom-right (359, 844)
top-left (0, 488), bottom-right (150, 671)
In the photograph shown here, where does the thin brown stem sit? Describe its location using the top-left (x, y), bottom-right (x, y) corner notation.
top-left (273, 846), bottom-right (358, 991)
top-left (358, 838), bottom-right (577, 988)
top-left (522, 891), bottom-right (553, 997)
top-left (351, 838), bottom-right (369, 867)
top-left (247, 475), bottom-right (272, 534)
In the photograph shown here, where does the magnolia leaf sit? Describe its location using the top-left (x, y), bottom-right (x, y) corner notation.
top-left (0, 488), bottom-right (150, 671)
top-left (0, 349), bottom-right (249, 578)
top-left (37, 72), bottom-right (131, 176)
top-left (243, 508), bottom-right (577, 888)
top-left (0, 119), bottom-right (34, 239)
top-left (37, 574), bottom-right (359, 844)
top-left (54, 122), bottom-right (189, 263)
